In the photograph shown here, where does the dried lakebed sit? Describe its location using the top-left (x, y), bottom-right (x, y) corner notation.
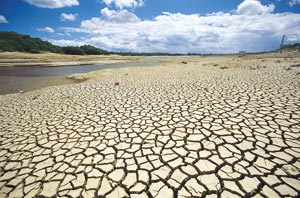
top-left (0, 57), bottom-right (299, 198)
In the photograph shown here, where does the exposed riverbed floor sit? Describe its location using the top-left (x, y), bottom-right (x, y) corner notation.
top-left (0, 54), bottom-right (300, 197)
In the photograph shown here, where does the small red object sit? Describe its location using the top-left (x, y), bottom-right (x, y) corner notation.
top-left (114, 82), bottom-right (120, 86)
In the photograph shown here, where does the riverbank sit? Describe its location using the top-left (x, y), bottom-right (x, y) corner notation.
top-left (0, 52), bottom-right (138, 67)
top-left (1, 50), bottom-right (299, 68)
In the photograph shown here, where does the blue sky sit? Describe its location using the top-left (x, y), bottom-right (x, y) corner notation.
top-left (0, 0), bottom-right (300, 53)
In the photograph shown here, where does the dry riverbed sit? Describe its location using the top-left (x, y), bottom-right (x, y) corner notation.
top-left (0, 52), bottom-right (300, 197)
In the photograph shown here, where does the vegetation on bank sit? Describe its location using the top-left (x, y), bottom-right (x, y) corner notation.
top-left (62, 45), bottom-right (110, 55)
top-left (0, 31), bottom-right (110, 55)
top-left (0, 31), bottom-right (61, 53)
top-left (278, 43), bottom-right (300, 51)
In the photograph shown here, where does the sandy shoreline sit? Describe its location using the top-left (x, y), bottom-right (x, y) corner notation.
top-left (0, 52), bottom-right (138, 67)
top-left (0, 51), bottom-right (300, 197)
top-left (1, 51), bottom-right (299, 68)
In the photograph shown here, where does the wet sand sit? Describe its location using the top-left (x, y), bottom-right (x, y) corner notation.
top-left (0, 76), bottom-right (82, 95)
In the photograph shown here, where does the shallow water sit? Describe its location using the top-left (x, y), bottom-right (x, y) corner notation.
top-left (0, 62), bottom-right (157, 77)
top-left (0, 62), bottom-right (159, 95)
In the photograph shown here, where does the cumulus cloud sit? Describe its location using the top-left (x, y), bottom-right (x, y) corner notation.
top-left (237, 0), bottom-right (274, 15)
top-left (99, 8), bottom-right (140, 23)
top-left (0, 15), bottom-right (8, 23)
top-left (60, 13), bottom-right (78, 21)
top-left (289, 0), bottom-right (300, 6)
top-left (102, 0), bottom-right (144, 9)
top-left (24, 0), bottom-right (79, 8)
top-left (37, 27), bottom-right (55, 33)
top-left (287, 35), bottom-right (300, 42)
top-left (49, 2), bottom-right (300, 54)
top-left (48, 39), bottom-right (85, 46)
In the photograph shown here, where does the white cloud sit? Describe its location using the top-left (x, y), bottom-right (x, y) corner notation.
top-left (99, 8), bottom-right (140, 23)
top-left (0, 15), bottom-right (8, 23)
top-left (24, 0), bottom-right (79, 8)
top-left (48, 39), bottom-right (85, 46)
top-left (60, 13), bottom-right (78, 21)
top-left (102, 0), bottom-right (144, 9)
top-left (37, 27), bottom-right (55, 33)
top-left (237, 0), bottom-right (274, 15)
top-left (289, 0), bottom-right (300, 6)
top-left (287, 35), bottom-right (300, 42)
top-left (49, 3), bottom-right (300, 54)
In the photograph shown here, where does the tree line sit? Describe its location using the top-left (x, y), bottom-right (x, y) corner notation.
top-left (0, 31), bottom-right (110, 55)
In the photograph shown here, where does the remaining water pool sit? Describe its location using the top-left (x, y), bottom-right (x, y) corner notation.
top-left (0, 62), bottom-right (157, 77)
top-left (0, 61), bottom-right (159, 95)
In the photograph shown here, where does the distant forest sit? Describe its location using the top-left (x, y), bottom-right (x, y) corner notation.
top-left (0, 31), bottom-right (110, 55)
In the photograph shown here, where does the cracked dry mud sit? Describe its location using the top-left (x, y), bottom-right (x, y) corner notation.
top-left (0, 57), bottom-right (300, 198)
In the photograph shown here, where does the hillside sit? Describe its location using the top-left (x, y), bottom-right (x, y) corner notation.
top-left (279, 43), bottom-right (300, 51)
top-left (0, 31), bottom-right (109, 55)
